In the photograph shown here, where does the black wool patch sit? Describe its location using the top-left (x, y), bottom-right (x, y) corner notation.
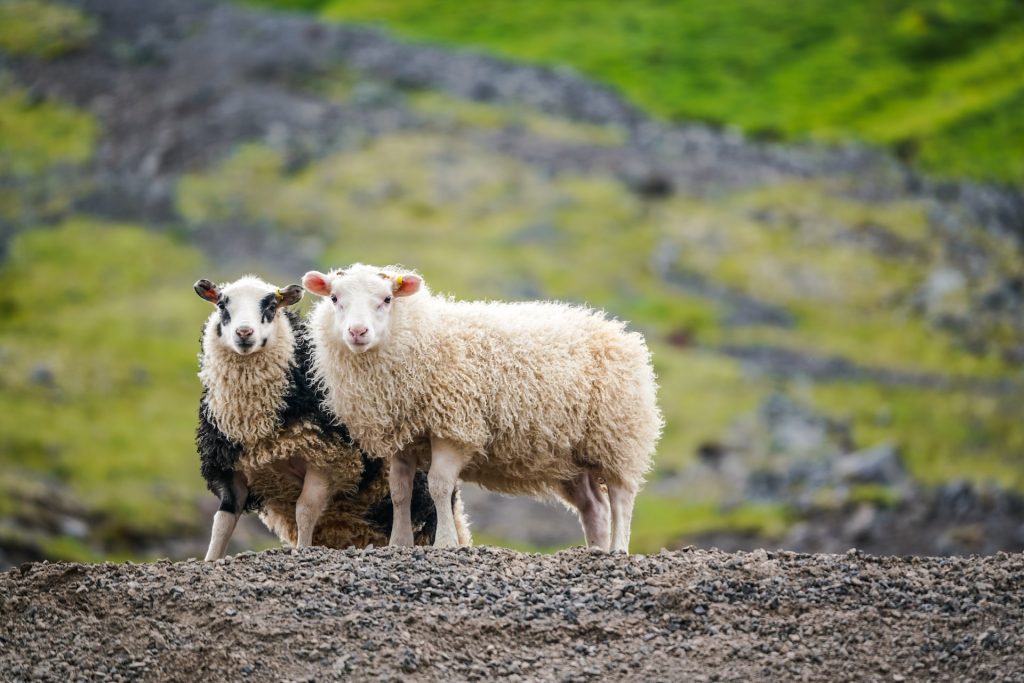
top-left (366, 497), bottom-right (394, 535)
top-left (365, 472), bottom-right (439, 541)
top-left (259, 293), bottom-right (278, 324)
top-left (358, 453), bottom-right (384, 492)
top-left (196, 392), bottom-right (261, 513)
top-left (410, 472), bottom-right (439, 540)
top-left (218, 296), bottom-right (231, 329)
top-left (280, 315), bottom-right (353, 446)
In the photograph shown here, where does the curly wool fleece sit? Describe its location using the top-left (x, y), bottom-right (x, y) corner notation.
top-left (198, 296), bottom-right (464, 548)
top-left (308, 265), bottom-right (663, 498)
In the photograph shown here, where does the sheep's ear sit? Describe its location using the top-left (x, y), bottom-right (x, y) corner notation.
top-left (276, 284), bottom-right (303, 306)
top-left (302, 271), bottom-right (333, 297)
top-left (194, 279), bottom-right (220, 304)
top-left (393, 273), bottom-right (421, 297)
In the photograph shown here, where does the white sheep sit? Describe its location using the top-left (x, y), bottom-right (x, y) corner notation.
top-left (303, 264), bottom-right (662, 552)
top-left (194, 275), bottom-right (470, 560)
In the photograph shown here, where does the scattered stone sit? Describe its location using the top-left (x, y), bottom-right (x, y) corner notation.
top-left (835, 443), bottom-right (906, 486)
top-left (1, 546), bottom-right (1021, 681)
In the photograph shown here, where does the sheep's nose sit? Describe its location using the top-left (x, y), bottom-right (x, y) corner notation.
top-left (348, 325), bottom-right (368, 339)
top-left (236, 326), bottom-right (254, 339)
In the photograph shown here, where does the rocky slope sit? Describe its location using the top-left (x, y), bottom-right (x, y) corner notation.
top-left (2, 547), bottom-right (1023, 682)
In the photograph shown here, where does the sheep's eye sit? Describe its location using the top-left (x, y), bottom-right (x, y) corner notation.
top-left (330, 295), bottom-right (337, 303)
top-left (384, 296), bottom-right (392, 304)
top-left (217, 301), bottom-right (225, 309)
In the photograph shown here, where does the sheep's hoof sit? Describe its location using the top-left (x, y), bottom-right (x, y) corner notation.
top-left (432, 536), bottom-right (460, 549)
top-left (388, 533), bottom-right (414, 547)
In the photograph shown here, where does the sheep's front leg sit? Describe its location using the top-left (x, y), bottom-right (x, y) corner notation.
top-left (428, 436), bottom-right (471, 548)
top-left (295, 466), bottom-right (330, 548)
top-left (205, 471), bottom-right (248, 561)
top-left (389, 449), bottom-right (417, 547)
top-left (205, 511), bottom-right (238, 561)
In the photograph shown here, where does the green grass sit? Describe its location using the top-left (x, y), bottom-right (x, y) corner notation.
top-left (470, 532), bottom-right (558, 555)
top-left (408, 91), bottom-right (627, 146)
top-left (848, 484), bottom-right (903, 508)
top-left (472, 499), bottom-right (794, 554)
top-left (632, 498), bottom-right (793, 552)
top-left (0, 77), bottom-right (96, 175)
top-left (810, 383), bottom-right (1024, 489)
top-left (663, 180), bottom-right (1019, 378)
top-left (0, 219), bottom-right (214, 547)
top-left (0, 0), bottom-right (96, 58)
top-left (0, 75), bottom-right (97, 222)
top-left (247, 0), bottom-right (1024, 184)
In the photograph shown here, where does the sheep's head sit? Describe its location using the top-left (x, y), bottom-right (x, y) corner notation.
top-left (303, 264), bottom-right (421, 353)
top-left (194, 276), bottom-right (303, 355)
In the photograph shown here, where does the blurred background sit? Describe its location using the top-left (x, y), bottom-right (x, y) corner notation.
top-left (1, 0), bottom-right (1022, 567)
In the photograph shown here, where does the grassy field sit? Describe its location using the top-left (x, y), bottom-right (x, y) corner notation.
top-left (178, 103), bottom-right (1024, 489)
top-left (248, 0), bottom-right (1024, 185)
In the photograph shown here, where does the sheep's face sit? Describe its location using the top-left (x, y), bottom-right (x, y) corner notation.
top-left (303, 264), bottom-right (421, 354)
top-left (194, 276), bottom-right (303, 355)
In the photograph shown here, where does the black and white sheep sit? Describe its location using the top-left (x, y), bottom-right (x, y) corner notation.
top-left (194, 275), bottom-right (470, 560)
top-left (304, 264), bottom-right (662, 553)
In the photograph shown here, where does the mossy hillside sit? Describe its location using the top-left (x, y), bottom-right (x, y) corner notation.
top-left (177, 128), bottom-right (1024, 495)
top-left (0, 77), bottom-right (97, 223)
top-left (2, 1), bottom-right (1021, 560)
top-left (808, 383), bottom-right (1024, 489)
top-left (663, 182), bottom-right (1019, 378)
top-left (408, 91), bottom-right (627, 146)
top-left (631, 499), bottom-right (793, 553)
top-left (0, 220), bottom-right (216, 551)
top-left (0, 80), bottom-right (96, 175)
top-left (0, 0), bottom-right (96, 59)
top-left (250, 0), bottom-right (1024, 184)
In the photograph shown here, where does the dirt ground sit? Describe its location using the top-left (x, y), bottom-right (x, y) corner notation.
top-left (2, 546), bottom-right (1022, 682)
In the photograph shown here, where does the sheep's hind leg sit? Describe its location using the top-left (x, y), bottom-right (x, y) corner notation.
top-left (561, 471), bottom-right (611, 551)
top-left (389, 449), bottom-right (418, 547)
top-left (607, 481), bottom-right (637, 554)
top-left (428, 437), bottom-right (471, 548)
top-left (205, 471), bottom-right (248, 561)
top-left (295, 466), bottom-right (330, 548)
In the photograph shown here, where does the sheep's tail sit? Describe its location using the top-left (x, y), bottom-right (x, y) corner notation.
top-left (452, 486), bottom-right (473, 547)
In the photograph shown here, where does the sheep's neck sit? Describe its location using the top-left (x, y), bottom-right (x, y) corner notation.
top-left (200, 316), bottom-right (295, 446)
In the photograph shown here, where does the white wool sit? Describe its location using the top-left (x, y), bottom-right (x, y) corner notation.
top-left (308, 264), bottom-right (663, 498)
top-left (199, 306), bottom-right (294, 445)
top-left (197, 274), bottom-right (472, 550)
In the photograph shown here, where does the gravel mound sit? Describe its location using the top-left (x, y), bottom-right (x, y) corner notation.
top-left (2, 547), bottom-right (1022, 682)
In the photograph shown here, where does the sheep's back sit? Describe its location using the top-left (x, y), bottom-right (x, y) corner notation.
top-left (426, 300), bottom-right (659, 491)
top-left (310, 295), bottom-right (661, 492)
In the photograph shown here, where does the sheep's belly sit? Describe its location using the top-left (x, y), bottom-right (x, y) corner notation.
top-left (238, 421), bottom-right (435, 549)
top-left (257, 477), bottom-right (436, 549)
top-left (238, 421), bottom-right (361, 498)
top-left (460, 457), bottom-right (580, 498)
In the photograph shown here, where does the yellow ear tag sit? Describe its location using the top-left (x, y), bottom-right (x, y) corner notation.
top-left (396, 275), bottom-right (404, 288)
top-left (275, 290), bottom-right (285, 301)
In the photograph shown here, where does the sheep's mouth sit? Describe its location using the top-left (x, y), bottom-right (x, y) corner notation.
top-left (346, 339), bottom-right (373, 353)
top-left (234, 340), bottom-right (257, 353)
